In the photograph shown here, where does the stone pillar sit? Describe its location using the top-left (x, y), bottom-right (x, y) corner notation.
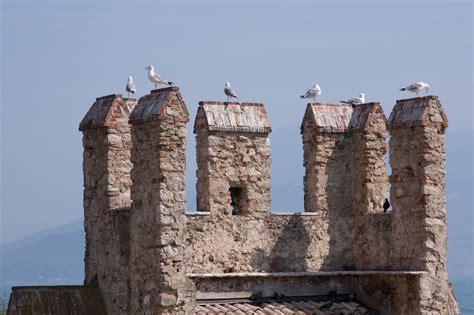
top-left (300, 103), bottom-right (354, 269)
top-left (79, 94), bottom-right (137, 314)
top-left (348, 102), bottom-right (390, 269)
top-left (388, 96), bottom-right (450, 313)
top-left (194, 101), bottom-right (272, 215)
top-left (129, 87), bottom-right (192, 314)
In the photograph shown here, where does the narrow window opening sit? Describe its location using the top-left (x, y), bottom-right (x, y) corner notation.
top-left (229, 187), bottom-right (246, 215)
top-left (384, 134), bottom-right (393, 213)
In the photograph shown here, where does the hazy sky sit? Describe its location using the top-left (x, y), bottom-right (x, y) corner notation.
top-left (1, 1), bottom-right (472, 246)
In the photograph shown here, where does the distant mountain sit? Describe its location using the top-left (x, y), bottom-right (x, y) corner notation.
top-left (0, 219), bottom-right (84, 291)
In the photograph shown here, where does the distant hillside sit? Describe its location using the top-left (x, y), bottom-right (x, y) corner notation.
top-left (0, 219), bottom-right (84, 291)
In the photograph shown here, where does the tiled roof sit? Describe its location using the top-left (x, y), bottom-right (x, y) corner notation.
top-left (7, 285), bottom-right (106, 314)
top-left (195, 297), bottom-right (376, 314)
top-left (301, 104), bottom-right (353, 133)
top-left (348, 102), bottom-right (387, 132)
top-left (79, 94), bottom-right (137, 131)
top-left (388, 95), bottom-right (448, 130)
top-left (129, 87), bottom-right (189, 124)
top-left (194, 101), bottom-right (271, 134)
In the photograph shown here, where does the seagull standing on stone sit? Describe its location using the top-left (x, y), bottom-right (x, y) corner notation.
top-left (224, 82), bottom-right (238, 102)
top-left (340, 93), bottom-right (365, 105)
top-left (125, 76), bottom-right (136, 98)
top-left (300, 84), bottom-right (321, 102)
top-left (399, 81), bottom-right (430, 97)
top-left (145, 65), bottom-right (173, 89)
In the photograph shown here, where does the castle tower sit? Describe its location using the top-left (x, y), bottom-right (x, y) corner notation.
top-left (348, 103), bottom-right (390, 269)
top-left (194, 101), bottom-right (272, 215)
top-left (300, 103), bottom-right (354, 269)
top-left (79, 94), bottom-right (137, 314)
top-left (128, 87), bottom-right (191, 314)
top-left (388, 96), bottom-right (449, 312)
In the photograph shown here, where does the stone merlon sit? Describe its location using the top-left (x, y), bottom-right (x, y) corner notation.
top-left (300, 103), bottom-right (353, 134)
top-left (79, 94), bottom-right (136, 131)
top-left (129, 86), bottom-right (189, 124)
top-left (388, 95), bottom-right (448, 130)
top-left (194, 101), bottom-right (272, 134)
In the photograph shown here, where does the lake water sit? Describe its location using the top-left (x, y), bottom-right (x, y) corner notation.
top-left (451, 274), bottom-right (474, 314)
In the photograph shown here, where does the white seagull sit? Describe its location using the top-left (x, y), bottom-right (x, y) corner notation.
top-left (145, 65), bottom-right (173, 89)
top-left (125, 76), bottom-right (136, 98)
top-left (399, 81), bottom-right (430, 97)
top-left (340, 93), bottom-right (365, 106)
top-left (300, 84), bottom-right (321, 102)
top-left (224, 82), bottom-right (238, 102)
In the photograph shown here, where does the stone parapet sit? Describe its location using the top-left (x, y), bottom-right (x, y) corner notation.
top-left (79, 94), bottom-right (136, 314)
top-left (129, 87), bottom-right (192, 314)
top-left (194, 102), bottom-right (272, 215)
top-left (388, 96), bottom-right (449, 313)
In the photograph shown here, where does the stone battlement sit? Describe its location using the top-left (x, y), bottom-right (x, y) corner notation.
top-left (9, 90), bottom-right (457, 314)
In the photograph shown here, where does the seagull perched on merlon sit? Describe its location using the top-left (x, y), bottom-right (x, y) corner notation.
top-left (224, 82), bottom-right (238, 102)
top-left (145, 65), bottom-right (173, 89)
top-left (399, 81), bottom-right (430, 97)
top-left (340, 93), bottom-right (365, 106)
top-left (125, 76), bottom-right (136, 98)
top-left (300, 84), bottom-right (321, 102)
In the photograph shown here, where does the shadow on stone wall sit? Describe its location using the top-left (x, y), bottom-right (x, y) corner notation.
top-left (252, 215), bottom-right (311, 272)
top-left (321, 136), bottom-right (355, 271)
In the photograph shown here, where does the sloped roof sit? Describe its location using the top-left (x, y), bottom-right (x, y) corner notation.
top-left (129, 87), bottom-right (189, 124)
top-left (388, 95), bottom-right (448, 130)
top-left (195, 297), bottom-right (375, 314)
top-left (194, 101), bottom-right (271, 134)
top-left (301, 104), bottom-right (353, 134)
top-left (79, 94), bottom-right (137, 131)
top-left (348, 102), bottom-right (387, 132)
top-left (7, 286), bottom-right (106, 314)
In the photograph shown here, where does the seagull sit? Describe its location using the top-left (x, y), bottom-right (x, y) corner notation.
top-left (224, 82), bottom-right (238, 102)
top-left (399, 81), bottom-right (430, 97)
top-left (145, 65), bottom-right (173, 89)
top-left (383, 198), bottom-right (391, 213)
top-left (300, 84), bottom-right (321, 102)
top-left (125, 76), bottom-right (136, 98)
top-left (340, 93), bottom-right (365, 106)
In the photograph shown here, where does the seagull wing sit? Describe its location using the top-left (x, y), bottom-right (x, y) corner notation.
top-left (409, 82), bottom-right (424, 89)
top-left (129, 82), bottom-right (136, 93)
top-left (225, 87), bottom-right (238, 98)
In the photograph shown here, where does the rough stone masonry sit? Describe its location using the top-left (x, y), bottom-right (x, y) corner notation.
top-left (7, 91), bottom-right (459, 315)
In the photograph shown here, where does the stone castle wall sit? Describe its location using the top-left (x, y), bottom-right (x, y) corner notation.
top-left (128, 88), bottom-right (193, 314)
top-left (195, 102), bottom-right (272, 215)
top-left (74, 91), bottom-right (454, 314)
top-left (79, 95), bottom-right (136, 314)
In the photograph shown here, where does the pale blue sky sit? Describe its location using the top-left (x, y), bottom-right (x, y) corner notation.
top-left (1, 0), bottom-right (472, 271)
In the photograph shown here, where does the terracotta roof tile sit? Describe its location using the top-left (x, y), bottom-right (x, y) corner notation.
top-left (194, 101), bottom-right (272, 134)
top-left (79, 94), bottom-right (137, 131)
top-left (301, 103), bottom-right (353, 134)
top-left (388, 95), bottom-right (447, 130)
top-left (348, 102), bottom-right (387, 132)
top-left (195, 297), bottom-right (375, 314)
top-left (129, 86), bottom-right (189, 124)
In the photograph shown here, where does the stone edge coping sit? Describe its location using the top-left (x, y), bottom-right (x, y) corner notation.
top-left (199, 101), bottom-right (264, 107)
top-left (185, 212), bottom-right (319, 216)
top-left (149, 86), bottom-right (180, 93)
top-left (186, 271), bottom-right (427, 278)
top-left (11, 285), bottom-right (85, 290)
top-left (395, 95), bottom-right (438, 103)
